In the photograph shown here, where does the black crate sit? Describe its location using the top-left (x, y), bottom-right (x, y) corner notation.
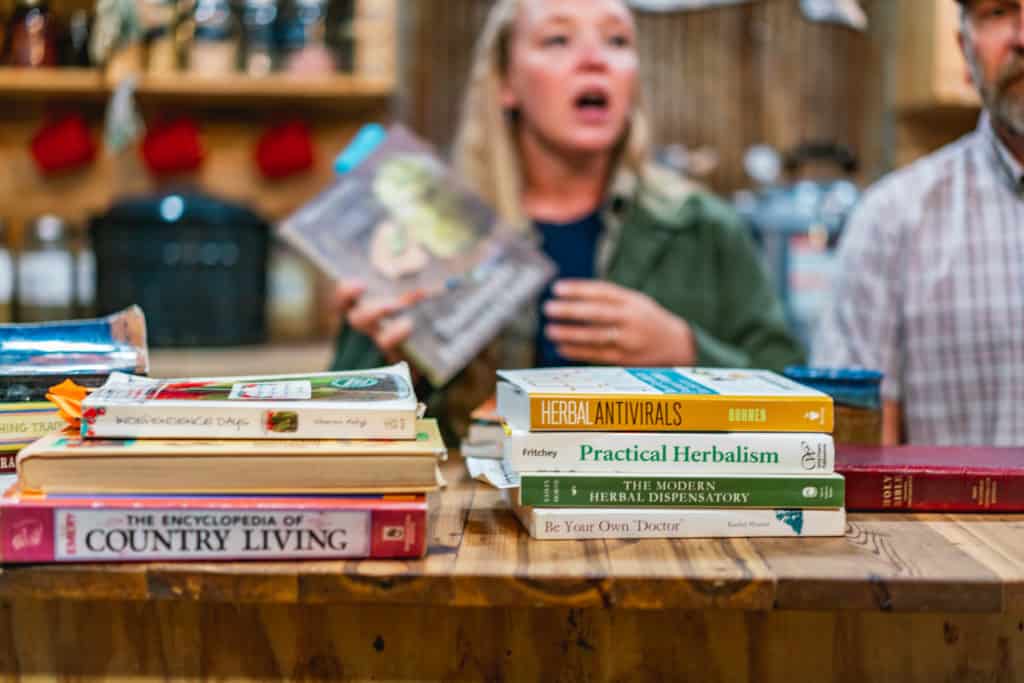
top-left (91, 192), bottom-right (269, 347)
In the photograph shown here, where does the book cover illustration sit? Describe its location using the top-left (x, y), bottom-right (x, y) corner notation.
top-left (80, 363), bottom-right (419, 439)
top-left (776, 509), bottom-right (804, 534)
top-left (279, 124), bottom-right (556, 387)
top-left (0, 306), bottom-right (149, 401)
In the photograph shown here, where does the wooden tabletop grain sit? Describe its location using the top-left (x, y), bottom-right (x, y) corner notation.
top-left (2, 455), bottom-right (1022, 614)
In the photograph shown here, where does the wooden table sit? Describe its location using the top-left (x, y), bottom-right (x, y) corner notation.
top-left (1, 455), bottom-right (1023, 682)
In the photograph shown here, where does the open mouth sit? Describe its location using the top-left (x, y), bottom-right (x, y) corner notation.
top-left (575, 90), bottom-right (610, 111)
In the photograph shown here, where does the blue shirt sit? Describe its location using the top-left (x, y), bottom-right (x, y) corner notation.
top-left (534, 211), bottom-right (604, 367)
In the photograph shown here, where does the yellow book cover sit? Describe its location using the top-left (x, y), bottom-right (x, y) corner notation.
top-left (497, 367), bottom-right (833, 433)
top-left (0, 402), bottom-right (66, 472)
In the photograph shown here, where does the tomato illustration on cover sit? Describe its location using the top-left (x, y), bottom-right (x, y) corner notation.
top-left (264, 411), bottom-right (299, 433)
top-left (151, 380), bottom-right (222, 401)
top-left (81, 406), bottom-right (105, 423)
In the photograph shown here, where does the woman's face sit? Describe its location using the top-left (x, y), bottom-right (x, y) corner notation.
top-left (502, 0), bottom-right (638, 157)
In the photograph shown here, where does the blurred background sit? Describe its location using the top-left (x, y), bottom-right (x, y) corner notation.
top-left (0, 0), bottom-right (977, 372)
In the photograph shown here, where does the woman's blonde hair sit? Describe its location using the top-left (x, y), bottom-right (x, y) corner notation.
top-left (451, 0), bottom-right (651, 227)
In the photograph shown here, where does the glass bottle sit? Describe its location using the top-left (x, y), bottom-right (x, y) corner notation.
top-left (63, 9), bottom-right (92, 67)
top-left (325, 0), bottom-right (354, 72)
top-left (189, 0), bottom-right (239, 76)
top-left (140, 0), bottom-right (178, 74)
top-left (17, 215), bottom-right (74, 323)
top-left (2, 0), bottom-right (60, 68)
top-left (241, 0), bottom-right (277, 76)
top-left (276, 0), bottom-right (333, 75)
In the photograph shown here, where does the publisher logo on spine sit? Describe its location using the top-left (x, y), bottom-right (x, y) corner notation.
top-left (800, 442), bottom-right (829, 471)
top-left (12, 519), bottom-right (46, 553)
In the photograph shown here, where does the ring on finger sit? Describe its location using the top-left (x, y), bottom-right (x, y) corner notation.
top-left (605, 326), bottom-right (620, 346)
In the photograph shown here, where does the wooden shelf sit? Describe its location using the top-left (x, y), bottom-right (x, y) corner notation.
top-left (897, 88), bottom-right (980, 116)
top-left (898, 99), bottom-right (981, 118)
top-left (0, 68), bottom-right (394, 103)
top-left (0, 67), bottom-right (107, 97)
top-left (135, 73), bottom-right (394, 101)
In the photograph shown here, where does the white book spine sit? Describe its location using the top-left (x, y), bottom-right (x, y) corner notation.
top-left (83, 404), bottom-right (417, 440)
top-left (516, 506), bottom-right (846, 540)
top-left (504, 431), bottom-right (833, 474)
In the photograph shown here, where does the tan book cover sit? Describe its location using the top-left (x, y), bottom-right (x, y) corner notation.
top-left (17, 419), bottom-right (446, 495)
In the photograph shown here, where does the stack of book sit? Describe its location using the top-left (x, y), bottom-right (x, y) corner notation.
top-left (496, 367), bottom-right (846, 540)
top-left (0, 306), bottom-right (149, 473)
top-left (0, 362), bottom-right (446, 563)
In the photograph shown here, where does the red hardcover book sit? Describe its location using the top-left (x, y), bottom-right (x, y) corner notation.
top-left (837, 445), bottom-right (1024, 512)
top-left (0, 491), bottom-right (428, 563)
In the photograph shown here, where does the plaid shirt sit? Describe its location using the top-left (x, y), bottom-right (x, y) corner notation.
top-left (813, 114), bottom-right (1024, 445)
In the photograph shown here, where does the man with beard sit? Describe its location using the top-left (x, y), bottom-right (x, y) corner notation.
top-left (813, 0), bottom-right (1024, 445)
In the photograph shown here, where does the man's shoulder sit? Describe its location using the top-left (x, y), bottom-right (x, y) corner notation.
top-left (860, 131), bottom-right (979, 214)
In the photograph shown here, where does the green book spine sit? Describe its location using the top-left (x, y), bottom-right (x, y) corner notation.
top-left (518, 474), bottom-right (845, 508)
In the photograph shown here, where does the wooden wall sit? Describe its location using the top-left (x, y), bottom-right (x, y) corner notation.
top-left (0, 2), bottom-right (393, 239)
top-left (0, 100), bottom-right (387, 241)
top-left (398, 0), bottom-right (890, 193)
top-left (0, 0), bottom-right (392, 337)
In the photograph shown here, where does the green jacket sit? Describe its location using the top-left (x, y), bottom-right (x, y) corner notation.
top-left (595, 168), bottom-right (805, 370)
top-left (332, 168), bottom-right (806, 434)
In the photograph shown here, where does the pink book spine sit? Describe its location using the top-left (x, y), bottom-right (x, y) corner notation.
top-left (369, 507), bottom-right (428, 558)
top-left (0, 497), bottom-right (428, 563)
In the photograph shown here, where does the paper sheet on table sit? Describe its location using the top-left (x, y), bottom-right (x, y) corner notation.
top-left (465, 457), bottom-right (520, 489)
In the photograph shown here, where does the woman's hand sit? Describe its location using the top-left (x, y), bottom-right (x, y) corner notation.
top-left (332, 279), bottom-right (427, 363)
top-left (543, 279), bottom-right (697, 366)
